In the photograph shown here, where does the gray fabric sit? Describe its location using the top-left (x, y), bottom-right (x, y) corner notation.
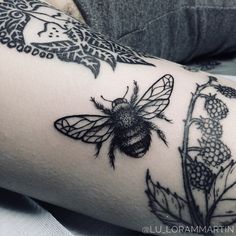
top-left (0, 188), bottom-right (74, 236)
top-left (185, 53), bottom-right (236, 75)
top-left (74, 0), bottom-right (236, 63)
top-left (0, 188), bottom-right (142, 236)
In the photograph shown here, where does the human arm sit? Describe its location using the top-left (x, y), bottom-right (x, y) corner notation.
top-left (0, 0), bottom-right (236, 234)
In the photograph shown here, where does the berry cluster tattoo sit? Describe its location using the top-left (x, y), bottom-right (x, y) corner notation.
top-left (0, 0), bottom-right (153, 78)
top-left (146, 76), bottom-right (236, 234)
top-left (54, 74), bottom-right (174, 169)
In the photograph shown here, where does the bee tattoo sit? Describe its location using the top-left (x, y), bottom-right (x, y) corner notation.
top-left (54, 74), bottom-right (174, 169)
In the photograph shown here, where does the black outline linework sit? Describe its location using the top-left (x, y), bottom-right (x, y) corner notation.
top-left (54, 74), bottom-right (174, 169)
top-left (0, 0), bottom-right (154, 78)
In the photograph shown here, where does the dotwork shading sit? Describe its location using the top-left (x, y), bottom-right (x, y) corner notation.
top-left (54, 74), bottom-right (174, 169)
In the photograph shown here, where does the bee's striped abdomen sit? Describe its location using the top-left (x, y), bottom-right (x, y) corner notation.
top-left (116, 121), bottom-right (151, 158)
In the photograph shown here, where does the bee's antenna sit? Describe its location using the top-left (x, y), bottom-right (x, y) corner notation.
top-left (100, 95), bottom-right (112, 103)
top-left (123, 86), bottom-right (129, 98)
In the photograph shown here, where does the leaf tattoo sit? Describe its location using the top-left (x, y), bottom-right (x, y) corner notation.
top-left (0, 0), bottom-right (154, 78)
top-left (208, 161), bottom-right (236, 227)
top-left (146, 169), bottom-right (191, 227)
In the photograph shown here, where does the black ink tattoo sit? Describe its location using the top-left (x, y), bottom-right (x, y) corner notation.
top-left (146, 76), bottom-right (236, 234)
top-left (54, 74), bottom-right (174, 169)
top-left (183, 60), bottom-right (222, 73)
top-left (0, 0), bottom-right (154, 78)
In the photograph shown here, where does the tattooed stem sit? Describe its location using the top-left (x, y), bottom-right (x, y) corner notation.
top-left (198, 93), bottom-right (210, 100)
top-left (180, 79), bottom-right (213, 226)
top-left (189, 117), bottom-right (202, 126)
top-left (180, 95), bottom-right (202, 226)
top-left (204, 190), bottom-right (209, 225)
top-left (187, 146), bottom-right (202, 153)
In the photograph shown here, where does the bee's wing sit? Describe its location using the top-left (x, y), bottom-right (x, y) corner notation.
top-left (54, 115), bottom-right (113, 143)
top-left (135, 74), bottom-right (174, 119)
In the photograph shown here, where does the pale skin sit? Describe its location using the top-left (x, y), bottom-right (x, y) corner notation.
top-left (0, 1), bottom-right (236, 235)
top-left (46, 0), bottom-right (85, 22)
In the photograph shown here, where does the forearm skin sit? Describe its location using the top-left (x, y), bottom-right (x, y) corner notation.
top-left (0, 1), bottom-right (236, 235)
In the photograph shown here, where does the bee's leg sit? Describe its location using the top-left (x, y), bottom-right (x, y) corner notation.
top-left (108, 138), bottom-right (117, 169)
top-left (156, 113), bottom-right (172, 123)
top-left (130, 81), bottom-right (139, 105)
top-left (151, 123), bottom-right (168, 146)
top-left (95, 142), bottom-right (103, 157)
top-left (90, 97), bottom-right (111, 115)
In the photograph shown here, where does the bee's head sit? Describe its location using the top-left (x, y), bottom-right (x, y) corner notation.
top-left (100, 86), bottom-right (129, 109)
top-left (111, 98), bottom-right (128, 108)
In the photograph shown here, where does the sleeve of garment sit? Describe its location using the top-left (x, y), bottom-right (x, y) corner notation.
top-left (74, 0), bottom-right (236, 62)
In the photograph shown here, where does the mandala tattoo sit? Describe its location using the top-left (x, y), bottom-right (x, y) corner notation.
top-left (54, 74), bottom-right (174, 169)
top-left (0, 0), bottom-right (154, 78)
top-left (146, 76), bottom-right (236, 234)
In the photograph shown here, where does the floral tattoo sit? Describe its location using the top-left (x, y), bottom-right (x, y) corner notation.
top-left (54, 74), bottom-right (174, 169)
top-left (0, 0), bottom-right (153, 78)
top-left (146, 76), bottom-right (236, 234)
